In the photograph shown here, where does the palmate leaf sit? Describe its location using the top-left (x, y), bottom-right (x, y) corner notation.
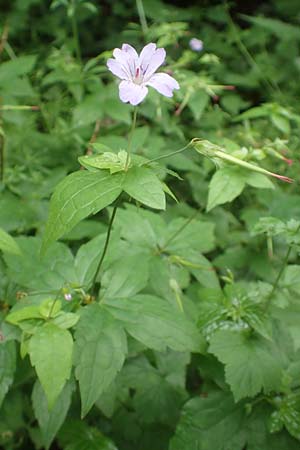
top-left (209, 330), bottom-right (283, 401)
top-left (58, 420), bottom-right (118, 450)
top-left (170, 390), bottom-right (245, 450)
top-left (41, 170), bottom-right (123, 254)
top-left (74, 304), bottom-right (127, 417)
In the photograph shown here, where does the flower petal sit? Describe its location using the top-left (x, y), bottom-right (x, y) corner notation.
top-left (146, 73), bottom-right (180, 97)
top-left (140, 45), bottom-right (166, 80)
top-left (138, 43), bottom-right (156, 68)
top-left (112, 44), bottom-right (139, 79)
top-left (107, 58), bottom-right (129, 80)
top-left (122, 43), bottom-right (139, 59)
top-left (119, 80), bottom-right (148, 105)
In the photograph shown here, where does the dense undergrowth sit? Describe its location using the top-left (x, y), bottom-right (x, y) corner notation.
top-left (1, 1), bottom-right (300, 449)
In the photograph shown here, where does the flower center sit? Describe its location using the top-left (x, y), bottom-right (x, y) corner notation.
top-left (134, 67), bottom-right (144, 85)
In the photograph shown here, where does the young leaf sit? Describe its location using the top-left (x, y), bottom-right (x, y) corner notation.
top-left (123, 166), bottom-right (166, 210)
top-left (32, 380), bottom-right (73, 450)
top-left (209, 330), bottom-right (282, 401)
top-left (106, 295), bottom-right (205, 353)
top-left (0, 228), bottom-right (21, 255)
top-left (29, 323), bottom-right (73, 408)
top-left (74, 304), bottom-right (127, 417)
top-left (42, 171), bottom-right (123, 253)
top-left (0, 341), bottom-right (16, 408)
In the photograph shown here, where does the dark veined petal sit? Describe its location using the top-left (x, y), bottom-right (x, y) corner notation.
top-left (146, 72), bottom-right (180, 97)
top-left (119, 80), bottom-right (148, 105)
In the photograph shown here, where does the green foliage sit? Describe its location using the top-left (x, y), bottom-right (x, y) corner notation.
top-left (29, 323), bottom-right (73, 407)
top-left (74, 304), bottom-right (127, 416)
top-left (1, 0), bottom-right (300, 448)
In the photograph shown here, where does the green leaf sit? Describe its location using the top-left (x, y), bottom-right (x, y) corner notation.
top-left (78, 151), bottom-right (129, 174)
top-left (6, 305), bottom-right (42, 325)
top-left (58, 420), bottom-right (118, 450)
top-left (0, 55), bottom-right (36, 83)
top-left (106, 294), bottom-right (204, 353)
top-left (42, 170), bottom-right (122, 253)
top-left (29, 323), bottom-right (73, 407)
top-left (32, 380), bottom-right (73, 450)
top-left (207, 167), bottom-right (246, 211)
top-left (4, 237), bottom-right (78, 290)
top-left (271, 114), bottom-right (290, 134)
top-left (123, 166), bottom-right (166, 210)
top-left (0, 341), bottom-right (16, 407)
top-left (164, 218), bottom-right (215, 254)
top-left (209, 330), bottom-right (283, 401)
top-left (170, 390), bottom-right (245, 450)
top-left (240, 14), bottom-right (300, 40)
top-left (120, 355), bottom-right (186, 426)
top-left (245, 172), bottom-right (274, 189)
top-left (74, 304), bottom-right (127, 417)
top-left (101, 252), bottom-right (150, 298)
top-left (281, 265), bottom-right (300, 293)
top-left (0, 228), bottom-right (21, 255)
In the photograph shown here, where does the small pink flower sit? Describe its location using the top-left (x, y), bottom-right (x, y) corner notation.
top-left (107, 43), bottom-right (180, 106)
top-left (64, 293), bottom-right (72, 301)
top-left (189, 38), bottom-right (203, 52)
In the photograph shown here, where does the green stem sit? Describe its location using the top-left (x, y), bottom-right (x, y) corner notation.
top-left (47, 291), bottom-right (60, 319)
top-left (71, 0), bottom-right (82, 63)
top-left (136, 0), bottom-right (148, 36)
top-left (142, 143), bottom-right (191, 166)
top-left (91, 200), bottom-right (119, 297)
top-left (125, 107), bottom-right (138, 170)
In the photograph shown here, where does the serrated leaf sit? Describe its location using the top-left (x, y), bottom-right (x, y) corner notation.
top-left (0, 228), bottom-right (21, 255)
top-left (123, 166), bottom-right (166, 210)
top-left (170, 390), bottom-right (245, 450)
top-left (42, 171), bottom-right (122, 253)
top-left (207, 167), bottom-right (246, 211)
top-left (209, 330), bottom-right (282, 401)
top-left (29, 323), bottom-right (73, 407)
top-left (74, 304), bottom-right (127, 417)
top-left (32, 380), bottom-right (73, 450)
top-left (0, 341), bottom-right (16, 407)
top-left (106, 294), bottom-right (204, 353)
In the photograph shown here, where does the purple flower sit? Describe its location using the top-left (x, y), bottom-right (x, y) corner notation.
top-left (64, 293), bottom-right (72, 301)
top-left (107, 43), bottom-right (180, 106)
top-left (189, 38), bottom-right (203, 52)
